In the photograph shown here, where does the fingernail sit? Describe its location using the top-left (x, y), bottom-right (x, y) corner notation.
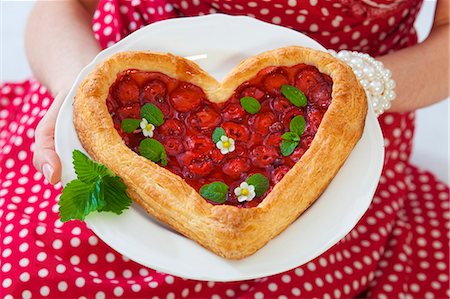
top-left (42, 163), bottom-right (54, 182)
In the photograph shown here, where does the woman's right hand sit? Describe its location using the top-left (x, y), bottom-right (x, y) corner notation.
top-left (33, 93), bottom-right (67, 184)
top-left (26, 0), bottom-right (101, 184)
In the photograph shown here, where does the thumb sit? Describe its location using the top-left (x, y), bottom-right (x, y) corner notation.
top-left (33, 97), bottom-right (63, 184)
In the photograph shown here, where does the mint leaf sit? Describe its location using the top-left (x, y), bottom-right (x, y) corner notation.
top-left (98, 176), bottom-right (132, 214)
top-left (73, 150), bottom-right (113, 184)
top-left (160, 150), bottom-right (168, 167)
top-left (246, 173), bottom-right (269, 197)
top-left (121, 118), bottom-right (141, 133)
top-left (240, 96), bottom-right (261, 114)
top-left (139, 138), bottom-right (167, 165)
top-left (141, 103), bottom-right (164, 126)
top-left (280, 140), bottom-right (299, 156)
top-left (281, 85), bottom-right (307, 107)
top-left (200, 182), bottom-right (228, 203)
top-left (290, 115), bottom-right (306, 137)
top-left (59, 179), bottom-right (106, 222)
top-left (282, 132), bottom-right (300, 142)
top-left (212, 127), bottom-right (226, 143)
top-left (59, 150), bottom-right (133, 222)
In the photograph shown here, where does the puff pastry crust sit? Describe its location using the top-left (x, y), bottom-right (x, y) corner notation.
top-left (73, 46), bottom-right (367, 259)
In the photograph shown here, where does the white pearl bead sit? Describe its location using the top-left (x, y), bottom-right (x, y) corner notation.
top-left (360, 79), bottom-right (369, 88)
top-left (386, 90), bottom-right (396, 101)
top-left (350, 57), bottom-right (364, 69)
top-left (369, 80), bottom-right (384, 95)
top-left (363, 66), bottom-right (376, 80)
top-left (353, 69), bottom-right (363, 78)
top-left (386, 79), bottom-right (396, 89)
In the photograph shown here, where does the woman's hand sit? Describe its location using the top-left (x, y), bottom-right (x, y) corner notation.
top-left (33, 93), bottom-right (67, 184)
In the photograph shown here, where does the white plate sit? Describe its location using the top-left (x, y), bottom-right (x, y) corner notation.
top-left (55, 14), bottom-right (384, 282)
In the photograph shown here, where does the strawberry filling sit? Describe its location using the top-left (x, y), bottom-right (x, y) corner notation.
top-left (106, 64), bottom-right (332, 207)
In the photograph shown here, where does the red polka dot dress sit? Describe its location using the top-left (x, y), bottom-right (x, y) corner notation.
top-left (1, 0), bottom-right (449, 298)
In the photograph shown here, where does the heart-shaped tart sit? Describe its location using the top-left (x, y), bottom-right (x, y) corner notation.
top-left (74, 46), bottom-right (367, 259)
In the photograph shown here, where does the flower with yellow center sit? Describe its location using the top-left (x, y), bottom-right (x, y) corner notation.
top-left (216, 135), bottom-right (235, 155)
top-left (140, 118), bottom-right (155, 138)
top-left (234, 182), bottom-right (256, 202)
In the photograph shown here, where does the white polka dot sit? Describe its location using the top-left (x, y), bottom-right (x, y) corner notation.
top-left (309, 0), bottom-right (318, 6)
top-left (53, 239), bottom-right (63, 250)
top-left (114, 286), bottom-right (124, 297)
top-left (71, 255), bottom-right (80, 265)
top-left (281, 274), bottom-right (291, 283)
top-left (70, 237), bottom-right (81, 247)
top-left (149, 281), bottom-right (158, 288)
top-left (132, 284), bottom-right (142, 292)
top-left (56, 264), bottom-right (66, 274)
top-left (296, 15), bottom-right (305, 23)
top-left (254, 292), bottom-right (264, 299)
top-left (96, 291), bottom-right (106, 299)
top-left (268, 282), bottom-right (278, 291)
top-left (272, 16), bottom-right (281, 24)
top-left (19, 258), bottom-right (29, 267)
top-left (58, 281), bottom-right (68, 292)
top-left (292, 287), bottom-right (301, 296)
top-left (38, 268), bottom-right (49, 278)
top-left (309, 24), bottom-right (318, 32)
top-left (121, 269), bottom-right (131, 279)
top-left (388, 16), bottom-right (396, 26)
top-left (40, 285), bottom-right (50, 297)
top-left (75, 277), bottom-right (86, 288)
top-left (20, 272), bottom-right (30, 282)
top-left (88, 235), bottom-right (99, 246)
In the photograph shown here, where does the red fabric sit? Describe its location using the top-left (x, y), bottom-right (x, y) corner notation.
top-left (1, 1), bottom-right (449, 298)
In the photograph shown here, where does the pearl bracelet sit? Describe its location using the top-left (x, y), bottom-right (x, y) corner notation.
top-left (329, 50), bottom-right (396, 116)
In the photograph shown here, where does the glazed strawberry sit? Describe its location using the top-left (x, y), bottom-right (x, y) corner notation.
top-left (251, 145), bottom-right (279, 168)
top-left (272, 166), bottom-right (290, 184)
top-left (222, 122), bottom-right (250, 142)
top-left (223, 157), bottom-right (250, 179)
top-left (141, 80), bottom-right (167, 104)
top-left (265, 132), bottom-right (283, 146)
top-left (116, 104), bottom-right (140, 120)
top-left (271, 97), bottom-right (291, 113)
top-left (170, 83), bottom-right (203, 112)
top-left (307, 109), bottom-right (324, 134)
top-left (159, 119), bottom-right (185, 137)
top-left (164, 137), bottom-right (185, 156)
top-left (211, 148), bottom-right (225, 164)
top-left (290, 147), bottom-right (306, 164)
top-left (114, 79), bottom-right (140, 106)
top-left (184, 135), bottom-right (214, 153)
top-left (239, 85), bottom-right (266, 100)
top-left (222, 103), bottom-right (245, 121)
top-left (186, 106), bottom-right (221, 132)
top-left (307, 82), bottom-right (332, 109)
top-left (263, 73), bottom-right (289, 96)
top-left (250, 112), bottom-right (276, 134)
top-left (295, 67), bottom-right (324, 93)
top-left (188, 158), bottom-right (214, 177)
top-left (281, 107), bottom-right (304, 127)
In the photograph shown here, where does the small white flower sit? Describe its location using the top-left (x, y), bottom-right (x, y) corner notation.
top-left (234, 182), bottom-right (256, 202)
top-left (216, 135), bottom-right (235, 155)
top-left (140, 118), bottom-right (155, 137)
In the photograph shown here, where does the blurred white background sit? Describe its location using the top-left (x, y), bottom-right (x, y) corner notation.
top-left (1, 1), bottom-right (448, 184)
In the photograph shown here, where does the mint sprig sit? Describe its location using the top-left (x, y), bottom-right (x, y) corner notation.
top-left (240, 96), bottom-right (261, 114)
top-left (200, 182), bottom-right (229, 203)
top-left (280, 116), bottom-right (306, 156)
top-left (212, 127), bottom-right (226, 143)
top-left (141, 103), bottom-right (164, 126)
top-left (281, 85), bottom-right (307, 107)
top-left (139, 138), bottom-right (168, 166)
top-left (246, 174), bottom-right (269, 197)
top-left (121, 118), bottom-right (141, 133)
top-left (59, 150), bottom-right (132, 222)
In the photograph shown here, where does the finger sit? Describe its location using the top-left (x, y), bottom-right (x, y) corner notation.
top-left (33, 104), bottom-right (62, 184)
